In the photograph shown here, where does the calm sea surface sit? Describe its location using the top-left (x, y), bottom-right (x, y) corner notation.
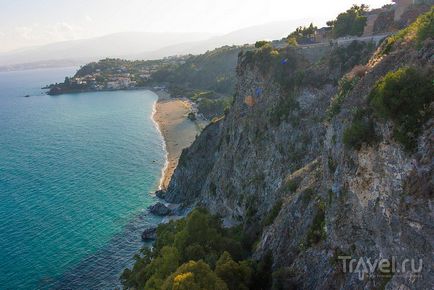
top-left (0, 67), bottom-right (165, 289)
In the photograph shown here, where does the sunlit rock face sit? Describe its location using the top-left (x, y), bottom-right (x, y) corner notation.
top-left (164, 30), bottom-right (433, 289)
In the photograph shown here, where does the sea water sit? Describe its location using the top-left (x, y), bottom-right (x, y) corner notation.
top-left (0, 67), bottom-right (166, 289)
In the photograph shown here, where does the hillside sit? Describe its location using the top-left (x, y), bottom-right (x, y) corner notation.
top-left (0, 19), bottom-right (315, 71)
top-left (47, 46), bottom-right (246, 119)
top-left (152, 45), bottom-right (250, 119)
top-left (0, 32), bottom-right (215, 68)
top-left (124, 8), bottom-right (433, 290)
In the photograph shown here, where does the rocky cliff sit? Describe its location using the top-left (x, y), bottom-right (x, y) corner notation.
top-left (162, 10), bottom-right (433, 290)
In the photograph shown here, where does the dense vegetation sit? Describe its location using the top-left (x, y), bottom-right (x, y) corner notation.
top-left (152, 46), bottom-right (244, 95)
top-left (369, 67), bottom-right (433, 150)
top-left (121, 209), bottom-right (276, 290)
top-left (287, 23), bottom-right (318, 45)
top-left (152, 45), bottom-right (246, 118)
top-left (327, 5), bottom-right (368, 38)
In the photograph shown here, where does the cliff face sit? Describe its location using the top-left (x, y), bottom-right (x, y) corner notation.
top-left (165, 46), bottom-right (339, 222)
top-left (255, 39), bottom-right (433, 289)
top-left (163, 29), bottom-right (433, 289)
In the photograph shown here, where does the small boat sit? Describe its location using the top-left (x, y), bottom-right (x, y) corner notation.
top-left (24, 95), bottom-right (30, 98)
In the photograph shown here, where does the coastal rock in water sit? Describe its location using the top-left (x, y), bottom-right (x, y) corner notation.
top-left (155, 189), bottom-right (166, 199)
top-left (141, 227), bottom-right (157, 241)
top-left (148, 202), bottom-right (172, 216)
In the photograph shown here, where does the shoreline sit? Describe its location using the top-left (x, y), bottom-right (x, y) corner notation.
top-left (41, 85), bottom-right (204, 191)
top-left (151, 90), bottom-right (207, 190)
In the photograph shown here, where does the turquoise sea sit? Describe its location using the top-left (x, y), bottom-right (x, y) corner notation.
top-left (0, 67), bottom-right (166, 289)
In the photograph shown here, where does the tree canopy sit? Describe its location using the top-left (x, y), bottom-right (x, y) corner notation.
top-left (327, 5), bottom-right (369, 37)
top-left (121, 208), bottom-right (274, 290)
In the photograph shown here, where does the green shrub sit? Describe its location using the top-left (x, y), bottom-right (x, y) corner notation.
top-left (249, 251), bottom-right (273, 290)
top-left (215, 252), bottom-right (252, 290)
top-left (328, 157), bottom-right (336, 172)
top-left (161, 260), bottom-right (227, 290)
top-left (272, 267), bottom-right (297, 290)
top-left (343, 109), bottom-right (377, 149)
top-left (328, 40), bottom-right (375, 74)
top-left (414, 7), bottom-right (434, 45)
top-left (269, 92), bottom-right (299, 126)
top-left (301, 188), bottom-right (315, 204)
top-left (263, 200), bottom-right (283, 227)
top-left (305, 200), bottom-right (326, 247)
top-left (255, 40), bottom-right (270, 48)
top-left (369, 67), bottom-right (433, 151)
top-left (283, 180), bottom-right (298, 194)
top-left (327, 76), bottom-right (359, 120)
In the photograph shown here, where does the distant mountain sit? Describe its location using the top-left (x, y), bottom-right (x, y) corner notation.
top-left (0, 18), bottom-right (320, 70)
top-left (0, 32), bottom-right (215, 68)
top-left (131, 19), bottom-right (314, 60)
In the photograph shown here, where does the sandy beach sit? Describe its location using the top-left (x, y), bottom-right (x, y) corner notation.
top-left (152, 90), bottom-right (207, 189)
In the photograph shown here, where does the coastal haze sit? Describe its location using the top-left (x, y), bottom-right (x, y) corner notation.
top-left (0, 20), bottom-right (321, 70)
top-left (0, 0), bottom-right (390, 70)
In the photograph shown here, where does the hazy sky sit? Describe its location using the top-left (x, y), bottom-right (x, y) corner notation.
top-left (0, 0), bottom-right (392, 52)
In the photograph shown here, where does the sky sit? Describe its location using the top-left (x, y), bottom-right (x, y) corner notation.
top-left (0, 0), bottom-right (392, 53)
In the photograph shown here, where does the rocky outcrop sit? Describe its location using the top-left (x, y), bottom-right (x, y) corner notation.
top-left (165, 43), bottom-right (372, 222)
top-left (141, 227), bottom-right (157, 241)
top-left (254, 39), bottom-right (434, 289)
top-left (154, 189), bottom-right (166, 199)
top-left (162, 26), bottom-right (433, 289)
top-left (148, 202), bottom-right (172, 216)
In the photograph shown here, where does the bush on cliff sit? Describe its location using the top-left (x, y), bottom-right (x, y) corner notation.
top-left (343, 109), bottom-right (377, 150)
top-left (369, 66), bottom-right (433, 151)
top-left (327, 75), bottom-right (360, 120)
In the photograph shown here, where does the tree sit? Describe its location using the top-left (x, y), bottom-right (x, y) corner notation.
top-left (287, 23), bottom-right (318, 44)
top-left (144, 246), bottom-right (181, 290)
top-left (162, 260), bottom-right (228, 290)
top-left (249, 252), bottom-right (273, 290)
top-left (215, 252), bottom-right (252, 290)
top-left (255, 40), bottom-right (270, 48)
top-left (327, 5), bottom-right (369, 37)
top-left (173, 208), bottom-right (225, 264)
